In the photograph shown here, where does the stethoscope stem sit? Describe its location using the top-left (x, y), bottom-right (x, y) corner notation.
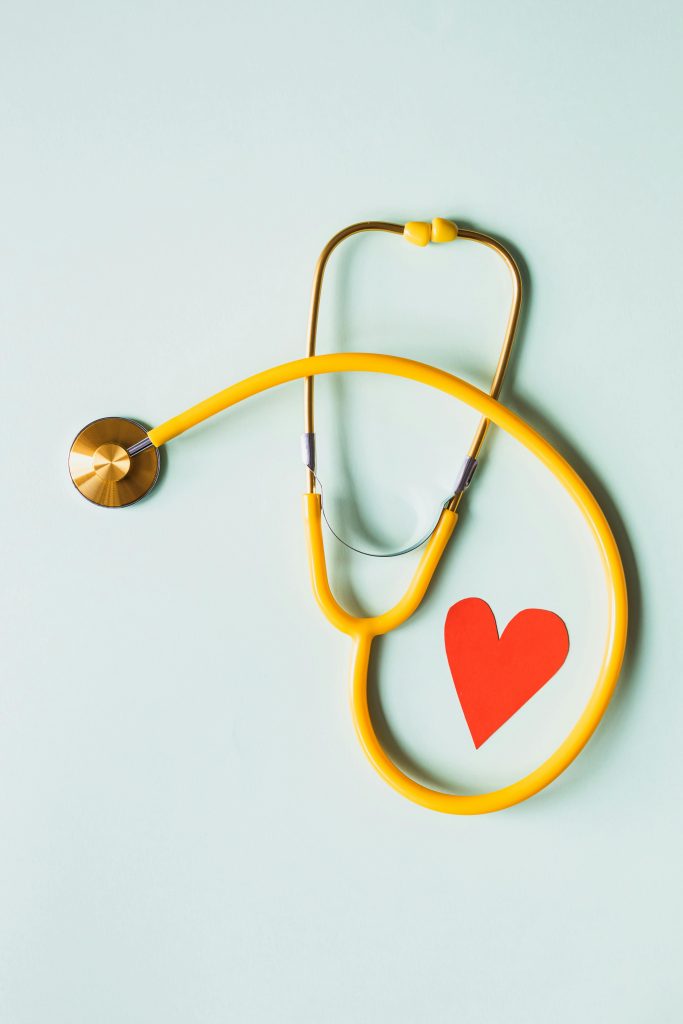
top-left (127, 436), bottom-right (154, 457)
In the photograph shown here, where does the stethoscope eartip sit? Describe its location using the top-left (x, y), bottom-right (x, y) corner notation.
top-left (68, 416), bottom-right (159, 508)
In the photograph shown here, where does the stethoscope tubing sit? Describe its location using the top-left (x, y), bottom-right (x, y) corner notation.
top-left (148, 352), bottom-right (627, 814)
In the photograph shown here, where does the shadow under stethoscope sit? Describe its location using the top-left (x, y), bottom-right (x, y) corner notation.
top-left (318, 221), bottom-right (642, 806)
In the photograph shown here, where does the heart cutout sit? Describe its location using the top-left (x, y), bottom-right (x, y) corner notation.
top-left (444, 598), bottom-right (569, 748)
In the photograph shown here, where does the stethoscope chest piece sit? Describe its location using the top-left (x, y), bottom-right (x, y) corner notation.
top-left (68, 416), bottom-right (159, 508)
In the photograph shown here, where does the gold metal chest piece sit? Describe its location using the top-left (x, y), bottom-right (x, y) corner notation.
top-left (68, 417), bottom-right (160, 508)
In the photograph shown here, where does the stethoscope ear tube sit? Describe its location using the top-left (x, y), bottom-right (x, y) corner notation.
top-left (301, 221), bottom-right (522, 512)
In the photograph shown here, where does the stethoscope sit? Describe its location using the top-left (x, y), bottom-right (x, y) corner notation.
top-left (68, 217), bottom-right (628, 814)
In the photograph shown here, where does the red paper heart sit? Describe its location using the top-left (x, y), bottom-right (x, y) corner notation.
top-left (444, 598), bottom-right (569, 748)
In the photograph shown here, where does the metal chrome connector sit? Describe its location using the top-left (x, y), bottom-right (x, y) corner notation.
top-left (453, 456), bottom-right (478, 495)
top-left (301, 432), bottom-right (316, 473)
top-left (128, 436), bottom-right (154, 458)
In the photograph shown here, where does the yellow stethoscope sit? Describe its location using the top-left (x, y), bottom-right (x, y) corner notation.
top-left (68, 216), bottom-right (628, 815)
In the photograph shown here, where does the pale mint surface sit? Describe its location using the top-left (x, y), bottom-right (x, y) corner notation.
top-left (1, 1), bottom-right (681, 1021)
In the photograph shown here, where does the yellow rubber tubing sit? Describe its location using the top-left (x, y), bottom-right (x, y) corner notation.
top-left (148, 353), bottom-right (628, 814)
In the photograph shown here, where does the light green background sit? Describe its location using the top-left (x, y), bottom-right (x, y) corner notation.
top-left (1, 2), bottom-right (681, 1021)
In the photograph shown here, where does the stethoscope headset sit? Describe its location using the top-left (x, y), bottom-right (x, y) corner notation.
top-left (68, 217), bottom-right (628, 814)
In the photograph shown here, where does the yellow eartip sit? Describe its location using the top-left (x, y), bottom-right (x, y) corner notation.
top-left (404, 218), bottom-right (458, 246)
top-left (431, 217), bottom-right (458, 243)
top-left (403, 221), bottom-right (431, 247)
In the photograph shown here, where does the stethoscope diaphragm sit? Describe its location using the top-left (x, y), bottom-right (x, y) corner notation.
top-left (68, 416), bottom-right (159, 508)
